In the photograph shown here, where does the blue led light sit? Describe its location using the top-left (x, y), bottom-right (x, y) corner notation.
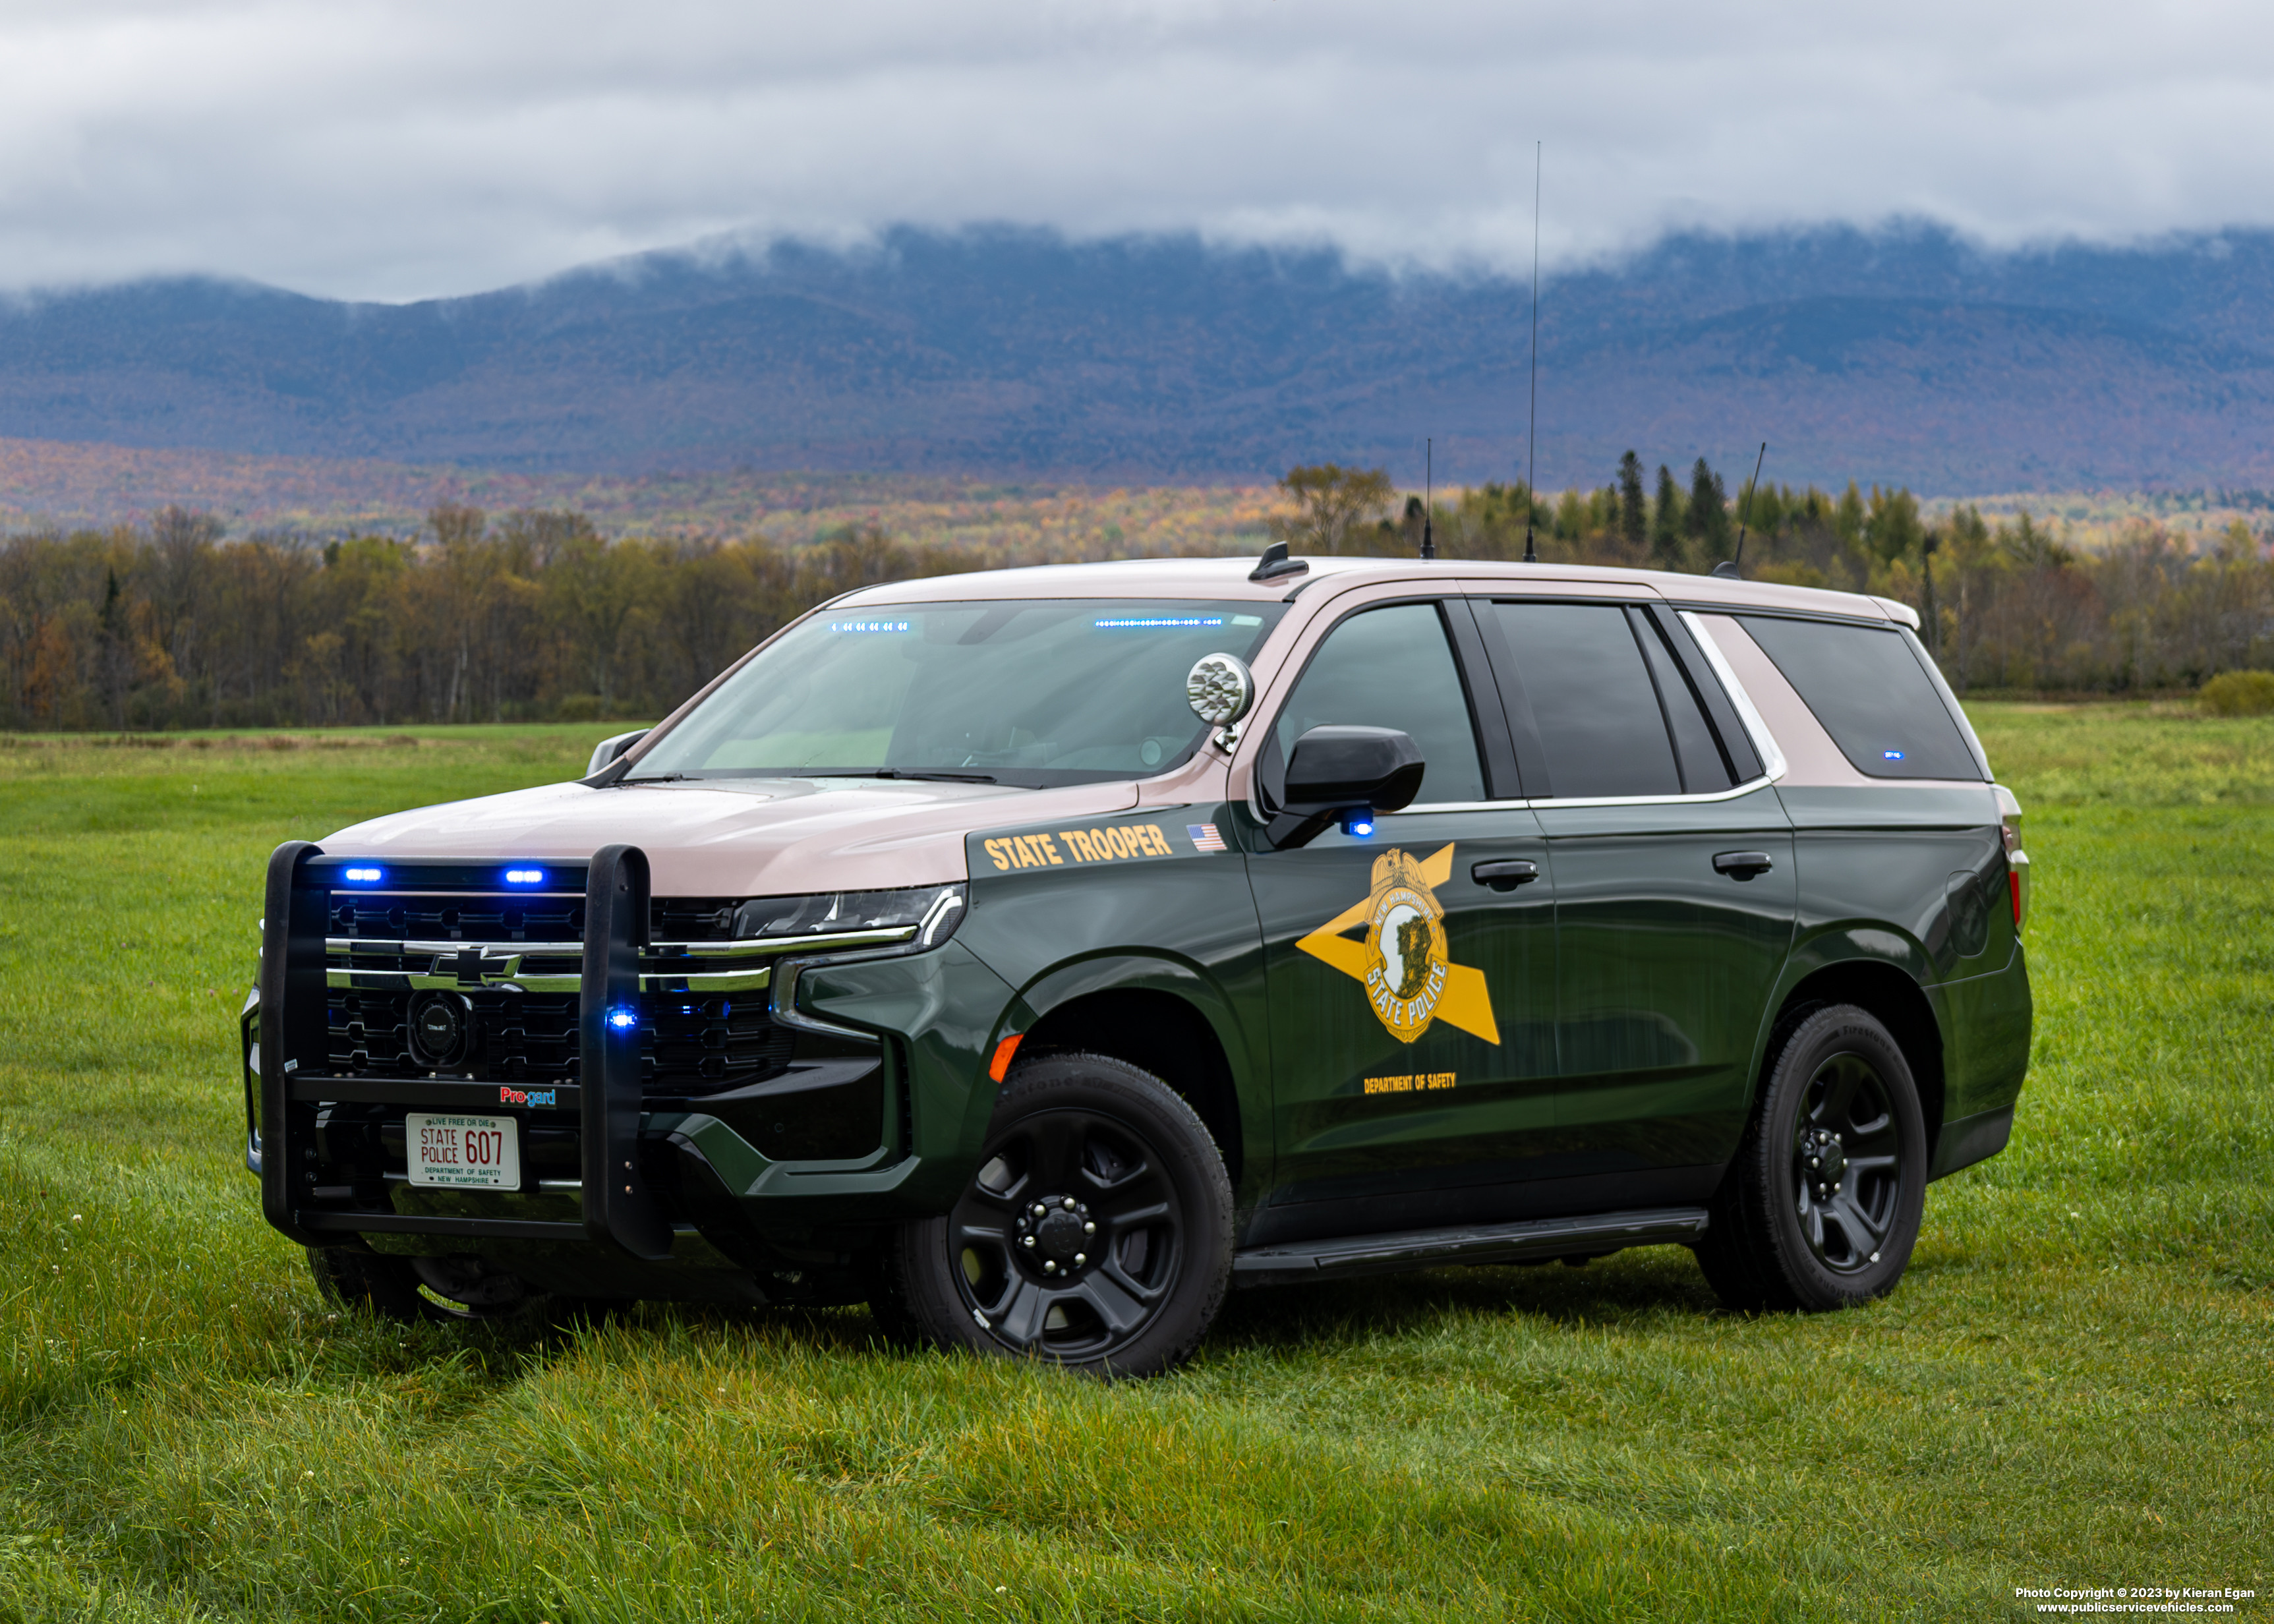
top-left (1092, 616), bottom-right (1225, 629)
top-left (1342, 813), bottom-right (1376, 838)
top-left (504, 867), bottom-right (546, 885)
top-left (1882, 749), bottom-right (1906, 762)
top-left (342, 866), bottom-right (383, 883)
top-left (606, 1007), bottom-right (639, 1031)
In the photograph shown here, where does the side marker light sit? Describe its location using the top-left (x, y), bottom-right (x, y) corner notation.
top-left (989, 1032), bottom-right (1024, 1083)
top-left (2010, 872), bottom-right (2024, 927)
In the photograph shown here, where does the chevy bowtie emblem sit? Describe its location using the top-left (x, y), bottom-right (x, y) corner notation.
top-left (1297, 844), bottom-right (1500, 1045)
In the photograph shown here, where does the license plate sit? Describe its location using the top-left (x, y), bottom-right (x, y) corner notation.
top-left (406, 1113), bottom-right (521, 1189)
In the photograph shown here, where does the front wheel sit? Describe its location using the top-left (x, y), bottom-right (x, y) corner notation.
top-left (873, 1052), bottom-right (1233, 1378)
top-left (1696, 1003), bottom-right (1928, 1312)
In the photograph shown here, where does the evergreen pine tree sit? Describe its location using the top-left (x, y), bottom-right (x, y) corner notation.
top-left (98, 567), bottom-right (129, 728)
top-left (1651, 465), bottom-right (1683, 566)
top-left (1687, 457), bottom-right (1731, 558)
top-left (1921, 531), bottom-right (1942, 654)
top-left (1618, 451), bottom-right (1647, 548)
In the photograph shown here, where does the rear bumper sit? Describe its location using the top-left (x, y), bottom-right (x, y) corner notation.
top-left (1927, 1103), bottom-right (2014, 1179)
top-left (246, 842), bottom-right (1013, 1277)
top-left (1928, 939), bottom-right (2033, 1178)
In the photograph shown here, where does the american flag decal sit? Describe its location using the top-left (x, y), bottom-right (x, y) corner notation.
top-left (1186, 823), bottom-right (1227, 853)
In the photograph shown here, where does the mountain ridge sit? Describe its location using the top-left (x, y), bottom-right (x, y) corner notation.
top-left (6, 221), bottom-right (2274, 491)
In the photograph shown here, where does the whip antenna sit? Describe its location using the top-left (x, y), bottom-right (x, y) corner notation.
top-left (1422, 438), bottom-right (1436, 559)
top-left (1715, 440), bottom-right (1768, 579)
top-left (1523, 140), bottom-right (1542, 564)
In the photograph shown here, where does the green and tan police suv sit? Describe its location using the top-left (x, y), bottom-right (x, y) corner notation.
top-left (243, 547), bottom-right (2032, 1374)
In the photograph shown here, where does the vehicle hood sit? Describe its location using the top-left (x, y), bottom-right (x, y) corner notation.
top-left (324, 776), bottom-right (1142, 896)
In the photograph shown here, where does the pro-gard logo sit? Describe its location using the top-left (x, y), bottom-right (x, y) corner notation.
top-left (1297, 844), bottom-right (1500, 1046)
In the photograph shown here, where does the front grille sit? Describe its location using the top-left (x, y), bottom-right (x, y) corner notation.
top-left (329, 983), bottom-right (583, 1086)
top-left (325, 888), bottom-right (795, 1097)
top-left (332, 892), bottom-right (742, 944)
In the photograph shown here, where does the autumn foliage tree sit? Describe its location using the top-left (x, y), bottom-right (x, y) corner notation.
top-left (1268, 463), bottom-right (1399, 555)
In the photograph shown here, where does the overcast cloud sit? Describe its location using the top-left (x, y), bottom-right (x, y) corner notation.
top-left (2, 0), bottom-right (2271, 303)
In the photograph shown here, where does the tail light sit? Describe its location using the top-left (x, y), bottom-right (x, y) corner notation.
top-left (1995, 784), bottom-right (2027, 930)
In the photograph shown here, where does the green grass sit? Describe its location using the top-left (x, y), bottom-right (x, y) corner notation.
top-left (1, 709), bottom-right (2267, 1621)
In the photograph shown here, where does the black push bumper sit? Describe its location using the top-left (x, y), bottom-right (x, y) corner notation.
top-left (256, 840), bottom-right (674, 1260)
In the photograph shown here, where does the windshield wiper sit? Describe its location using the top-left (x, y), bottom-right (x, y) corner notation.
top-left (618, 773), bottom-right (699, 784)
top-left (796, 769), bottom-right (1000, 785)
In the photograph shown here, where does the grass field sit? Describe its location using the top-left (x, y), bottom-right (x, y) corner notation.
top-left (1, 707), bottom-right (2267, 1621)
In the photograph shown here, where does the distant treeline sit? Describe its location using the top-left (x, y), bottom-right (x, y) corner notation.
top-left (0, 507), bottom-right (993, 732)
top-left (4, 459), bottom-right (2272, 732)
top-left (1279, 458), bottom-right (2274, 695)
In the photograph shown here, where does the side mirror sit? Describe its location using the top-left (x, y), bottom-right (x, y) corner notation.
top-left (1267, 725), bottom-right (1425, 849)
top-left (586, 729), bottom-right (649, 778)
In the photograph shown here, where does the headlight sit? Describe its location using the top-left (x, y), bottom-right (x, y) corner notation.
top-left (730, 883), bottom-right (966, 952)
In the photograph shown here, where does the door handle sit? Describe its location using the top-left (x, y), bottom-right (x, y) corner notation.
top-left (1713, 850), bottom-right (1774, 881)
top-left (1471, 859), bottom-right (1540, 891)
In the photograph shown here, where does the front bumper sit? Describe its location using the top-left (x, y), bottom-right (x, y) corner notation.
top-left (246, 842), bottom-right (1013, 1285)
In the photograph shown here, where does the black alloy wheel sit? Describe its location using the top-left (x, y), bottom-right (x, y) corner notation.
top-left (1792, 1055), bottom-right (1904, 1275)
top-left (1696, 1003), bottom-right (1928, 1312)
top-left (874, 1052), bottom-right (1232, 1378)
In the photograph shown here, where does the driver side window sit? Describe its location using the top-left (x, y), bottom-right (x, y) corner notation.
top-left (1272, 602), bottom-right (1488, 803)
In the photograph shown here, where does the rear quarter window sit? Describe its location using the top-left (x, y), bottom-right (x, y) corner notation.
top-left (1737, 616), bottom-right (1983, 781)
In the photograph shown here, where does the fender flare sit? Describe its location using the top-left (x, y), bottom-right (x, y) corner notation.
top-left (1013, 952), bottom-right (1260, 1076)
top-left (1746, 922), bottom-right (1955, 1144)
top-left (1001, 950), bottom-right (1269, 1183)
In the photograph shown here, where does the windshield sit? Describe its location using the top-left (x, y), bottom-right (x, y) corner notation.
top-left (630, 598), bottom-right (1287, 788)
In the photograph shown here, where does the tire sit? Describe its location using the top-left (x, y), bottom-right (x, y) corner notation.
top-left (873, 1051), bottom-right (1233, 1378)
top-left (307, 1245), bottom-right (549, 1324)
top-left (1696, 1003), bottom-right (1929, 1312)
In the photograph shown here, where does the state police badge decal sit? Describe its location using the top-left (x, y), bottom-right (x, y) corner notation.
top-left (1295, 844), bottom-right (1501, 1045)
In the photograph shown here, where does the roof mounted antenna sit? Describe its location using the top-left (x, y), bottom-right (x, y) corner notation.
top-left (1712, 442), bottom-right (1768, 580)
top-left (1522, 140), bottom-right (1542, 564)
top-left (1421, 438), bottom-right (1436, 559)
top-left (1250, 540), bottom-right (1308, 583)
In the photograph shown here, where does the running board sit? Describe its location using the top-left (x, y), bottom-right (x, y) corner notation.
top-left (1231, 1206), bottom-right (1709, 1287)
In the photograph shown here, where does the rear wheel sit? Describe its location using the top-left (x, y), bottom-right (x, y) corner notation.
top-left (307, 1246), bottom-right (550, 1323)
top-left (873, 1052), bottom-right (1232, 1378)
top-left (1697, 1003), bottom-right (1927, 1312)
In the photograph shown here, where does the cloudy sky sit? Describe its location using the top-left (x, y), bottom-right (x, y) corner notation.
top-left (3, 0), bottom-right (2271, 303)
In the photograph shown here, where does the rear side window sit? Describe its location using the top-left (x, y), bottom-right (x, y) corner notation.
top-left (1737, 616), bottom-right (1983, 780)
top-left (1490, 602), bottom-right (1680, 798)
